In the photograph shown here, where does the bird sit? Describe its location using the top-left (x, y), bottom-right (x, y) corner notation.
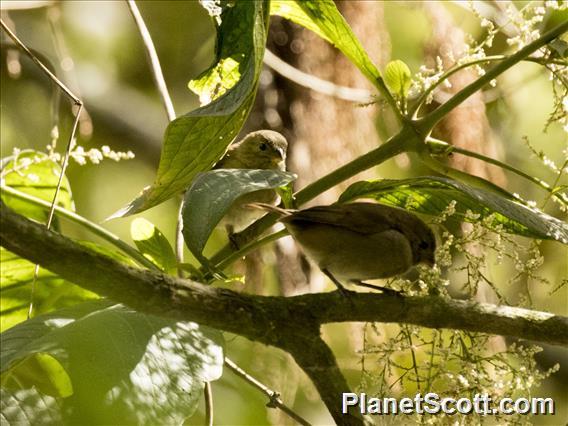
top-left (215, 130), bottom-right (288, 236)
top-left (251, 202), bottom-right (436, 293)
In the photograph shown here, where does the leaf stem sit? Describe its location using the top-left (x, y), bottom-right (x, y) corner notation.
top-left (295, 128), bottom-right (416, 205)
top-left (426, 138), bottom-right (568, 205)
top-left (1, 185), bottom-right (158, 271)
top-left (215, 229), bottom-right (289, 269)
top-left (417, 20), bottom-right (568, 133)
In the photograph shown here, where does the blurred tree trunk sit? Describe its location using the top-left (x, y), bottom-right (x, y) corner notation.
top-left (247, 2), bottom-right (391, 423)
top-left (424, 2), bottom-right (506, 351)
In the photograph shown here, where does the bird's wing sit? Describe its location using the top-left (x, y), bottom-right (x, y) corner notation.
top-left (282, 204), bottom-right (398, 235)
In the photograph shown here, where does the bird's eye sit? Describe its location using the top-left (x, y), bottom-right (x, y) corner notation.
top-left (259, 143), bottom-right (268, 151)
top-left (419, 241), bottom-right (429, 250)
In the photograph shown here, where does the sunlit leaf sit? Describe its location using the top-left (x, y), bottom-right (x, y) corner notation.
top-left (182, 169), bottom-right (296, 257)
top-left (339, 176), bottom-right (568, 243)
top-left (0, 300), bottom-right (224, 425)
top-left (110, 1), bottom-right (270, 218)
top-left (384, 60), bottom-right (412, 99)
top-left (0, 247), bottom-right (97, 333)
top-left (131, 218), bottom-right (177, 272)
top-left (271, 0), bottom-right (382, 85)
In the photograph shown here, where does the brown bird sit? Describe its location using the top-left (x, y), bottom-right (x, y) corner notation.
top-left (253, 202), bottom-right (436, 292)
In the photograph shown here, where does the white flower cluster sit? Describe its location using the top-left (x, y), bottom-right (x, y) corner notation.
top-left (46, 143), bottom-right (135, 166)
top-left (504, 4), bottom-right (547, 51)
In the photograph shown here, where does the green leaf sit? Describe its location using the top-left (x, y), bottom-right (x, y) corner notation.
top-left (1, 300), bottom-right (224, 425)
top-left (0, 248), bottom-right (97, 333)
top-left (110, 1), bottom-right (270, 218)
top-left (130, 218), bottom-right (177, 272)
top-left (271, 0), bottom-right (382, 86)
top-left (182, 169), bottom-right (296, 257)
top-left (339, 176), bottom-right (568, 243)
top-left (384, 60), bottom-right (412, 99)
top-left (1, 150), bottom-right (74, 226)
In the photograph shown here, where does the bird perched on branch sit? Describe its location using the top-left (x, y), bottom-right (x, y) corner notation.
top-left (252, 202), bottom-right (436, 293)
top-left (215, 130), bottom-right (288, 235)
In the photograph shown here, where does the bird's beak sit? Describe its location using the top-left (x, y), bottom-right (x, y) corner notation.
top-left (275, 147), bottom-right (285, 160)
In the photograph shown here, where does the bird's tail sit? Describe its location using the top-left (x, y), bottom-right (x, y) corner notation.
top-left (246, 203), bottom-right (293, 217)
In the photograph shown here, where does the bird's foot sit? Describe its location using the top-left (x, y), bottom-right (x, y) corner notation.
top-left (228, 232), bottom-right (240, 250)
top-left (353, 281), bottom-right (403, 296)
top-left (322, 269), bottom-right (354, 298)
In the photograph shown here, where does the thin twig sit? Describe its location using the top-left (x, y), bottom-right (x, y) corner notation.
top-left (224, 357), bottom-right (312, 426)
top-left (203, 381), bottom-right (213, 426)
top-left (126, 0), bottom-right (175, 121)
top-left (1, 18), bottom-right (82, 319)
top-left (0, 20), bottom-right (80, 103)
top-left (263, 49), bottom-right (374, 104)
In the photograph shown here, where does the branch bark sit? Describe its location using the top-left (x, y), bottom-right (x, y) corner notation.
top-left (2, 204), bottom-right (567, 423)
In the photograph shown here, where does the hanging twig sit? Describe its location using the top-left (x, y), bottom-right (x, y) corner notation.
top-left (125, 0), bottom-right (175, 121)
top-left (224, 357), bottom-right (312, 426)
top-left (264, 49), bottom-right (374, 104)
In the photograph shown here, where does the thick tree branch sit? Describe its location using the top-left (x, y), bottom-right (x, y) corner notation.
top-left (2, 204), bottom-right (567, 347)
top-left (2, 205), bottom-right (568, 424)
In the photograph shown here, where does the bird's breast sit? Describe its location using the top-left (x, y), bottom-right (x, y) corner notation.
top-left (285, 222), bottom-right (414, 280)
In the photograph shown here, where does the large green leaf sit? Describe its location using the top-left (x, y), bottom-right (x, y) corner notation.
top-left (110, 1), bottom-right (270, 218)
top-left (1, 150), bottom-right (74, 225)
top-left (182, 169), bottom-right (296, 258)
top-left (0, 300), bottom-right (224, 425)
top-left (0, 248), bottom-right (98, 333)
top-left (339, 176), bottom-right (568, 243)
top-left (271, 0), bottom-right (382, 86)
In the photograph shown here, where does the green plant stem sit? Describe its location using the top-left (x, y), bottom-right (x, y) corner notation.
top-left (215, 229), bottom-right (289, 270)
top-left (426, 138), bottom-right (568, 205)
top-left (373, 75), bottom-right (404, 123)
top-left (410, 55), bottom-right (567, 118)
top-left (296, 128), bottom-right (417, 205)
top-left (1, 185), bottom-right (158, 271)
top-left (417, 20), bottom-right (568, 133)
